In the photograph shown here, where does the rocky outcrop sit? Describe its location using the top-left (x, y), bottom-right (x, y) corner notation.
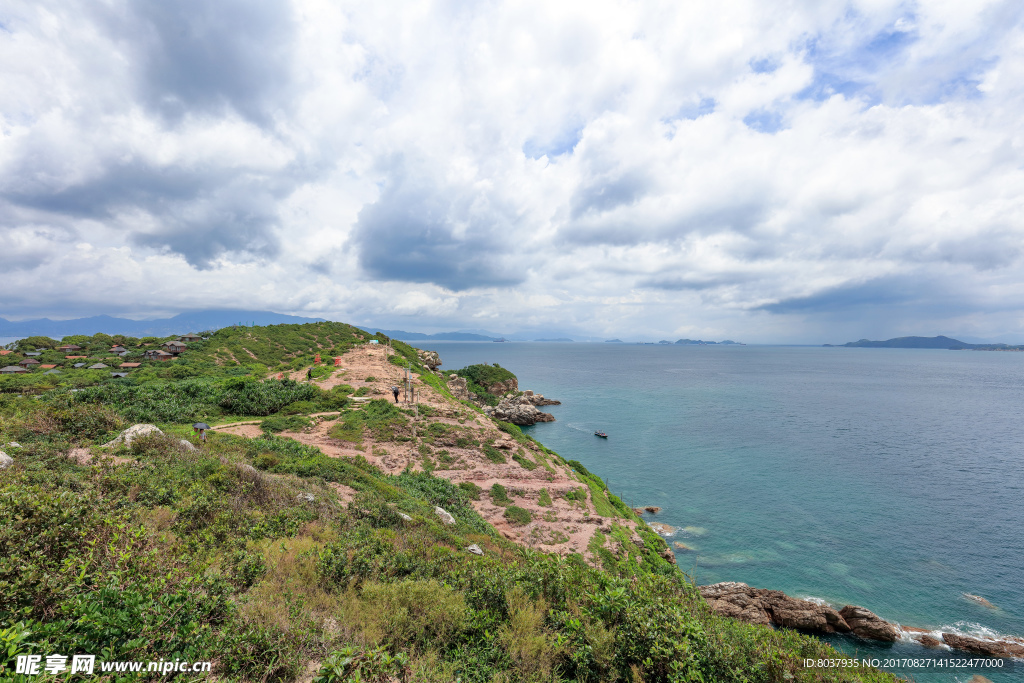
top-left (522, 390), bottom-right (561, 406)
top-left (101, 424), bottom-right (163, 448)
top-left (485, 378), bottom-right (518, 395)
top-left (0, 451), bottom-right (12, 470)
top-left (700, 583), bottom-right (852, 635)
top-left (839, 605), bottom-right (898, 642)
top-left (447, 375), bottom-right (470, 400)
top-left (466, 543), bottom-right (484, 555)
top-left (483, 395), bottom-right (555, 425)
top-left (417, 349), bottom-right (442, 370)
top-left (942, 633), bottom-right (1024, 659)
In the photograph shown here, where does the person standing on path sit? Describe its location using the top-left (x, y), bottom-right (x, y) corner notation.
top-left (307, 367), bottom-right (313, 381)
top-left (391, 385), bottom-right (400, 403)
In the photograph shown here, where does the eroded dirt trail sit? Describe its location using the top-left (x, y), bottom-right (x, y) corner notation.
top-left (223, 344), bottom-right (658, 560)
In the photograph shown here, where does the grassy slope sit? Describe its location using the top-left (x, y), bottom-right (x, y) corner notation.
top-left (0, 325), bottom-right (899, 683)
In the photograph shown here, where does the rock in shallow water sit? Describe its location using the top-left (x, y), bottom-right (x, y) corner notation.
top-left (838, 605), bottom-right (898, 642)
top-left (942, 633), bottom-right (1024, 658)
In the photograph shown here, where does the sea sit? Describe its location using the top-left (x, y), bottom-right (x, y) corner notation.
top-left (413, 341), bottom-right (1024, 683)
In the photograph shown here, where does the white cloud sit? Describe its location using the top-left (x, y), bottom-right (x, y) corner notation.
top-left (0, 0), bottom-right (1023, 342)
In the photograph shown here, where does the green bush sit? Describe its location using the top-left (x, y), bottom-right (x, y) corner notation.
top-left (458, 481), bottom-right (482, 500)
top-left (538, 488), bottom-right (552, 507)
top-left (490, 483), bottom-right (511, 506)
top-left (483, 444), bottom-right (506, 464)
top-left (504, 505), bottom-right (532, 526)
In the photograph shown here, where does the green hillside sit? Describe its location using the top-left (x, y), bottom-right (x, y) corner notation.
top-left (0, 323), bottom-right (899, 682)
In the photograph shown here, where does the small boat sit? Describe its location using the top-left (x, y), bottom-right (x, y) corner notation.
top-left (594, 431), bottom-right (608, 438)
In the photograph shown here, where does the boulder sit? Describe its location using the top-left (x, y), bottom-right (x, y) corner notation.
top-left (699, 583), bottom-right (852, 636)
top-left (179, 439), bottom-right (198, 452)
top-left (447, 375), bottom-right (470, 400)
top-left (6, 442), bottom-right (21, 449)
top-left (102, 424), bottom-right (163, 448)
top-left (0, 451), bottom-right (12, 470)
top-left (466, 543), bottom-right (484, 555)
top-left (942, 633), bottom-right (1024, 658)
top-left (483, 395), bottom-right (556, 426)
top-left (417, 349), bottom-right (442, 370)
top-left (434, 506), bottom-right (456, 525)
top-left (398, 512), bottom-right (413, 522)
top-left (296, 492), bottom-right (315, 503)
top-left (916, 635), bottom-right (944, 649)
top-left (839, 605), bottom-right (898, 642)
top-left (521, 391), bottom-right (561, 406)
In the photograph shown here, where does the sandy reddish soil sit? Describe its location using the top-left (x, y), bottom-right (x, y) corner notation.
top-left (212, 344), bottom-right (656, 562)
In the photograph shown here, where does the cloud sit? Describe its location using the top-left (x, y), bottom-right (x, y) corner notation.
top-left (0, 0), bottom-right (1023, 343)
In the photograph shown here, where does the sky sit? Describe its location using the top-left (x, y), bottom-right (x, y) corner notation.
top-left (1, 0), bottom-right (1023, 343)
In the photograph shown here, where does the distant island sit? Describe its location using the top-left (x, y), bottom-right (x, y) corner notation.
top-left (362, 328), bottom-right (499, 342)
top-left (604, 339), bottom-right (624, 343)
top-left (675, 339), bottom-right (743, 345)
top-left (826, 335), bottom-right (1024, 351)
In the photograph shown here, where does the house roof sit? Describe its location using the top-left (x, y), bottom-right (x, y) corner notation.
top-left (56, 344), bottom-right (81, 350)
top-left (146, 349), bottom-right (173, 356)
top-left (19, 358), bottom-right (40, 365)
top-left (0, 350), bottom-right (11, 355)
top-left (39, 364), bottom-right (56, 369)
top-left (110, 346), bottom-right (128, 352)
top-left (120, 363), bottom-right (142, 368)
top-left (1, 365), bottom-right (28, 373)
top-left (110, 372), bottom-right (129, 377)
top-left (88, 363), bottom-right (108, 369)
top-left (24, 351), bottom-right (42, 356)
top-left (44, 369), bottom-right (62, 375)
top-left (73, 363), bottom-right (87, 368)
top-left (65, 355), bottom-right (87, 359)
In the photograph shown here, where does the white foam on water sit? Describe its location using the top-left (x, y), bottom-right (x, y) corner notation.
top-left (798, 596), bottom-right (834, 607)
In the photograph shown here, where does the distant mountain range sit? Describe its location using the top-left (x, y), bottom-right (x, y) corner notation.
top-left (0, 310), bottom-right (326, 338)
top-left (361, 328), bottom-right (499, 342)
top-left (827, 335), bottom-right (1019, 350)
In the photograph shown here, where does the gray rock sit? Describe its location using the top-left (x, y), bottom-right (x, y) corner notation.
top-left (296, 492), bottom-right (315, 503)
top-left (179, 439), bottom-right (198, 452)
top-left (484, 395), bottom-right (556, 425)
top-left (417, 349), bottom-right (442, 370)
top-left (6, 442), bottom-right (21, 449)
top-left (398, 512), bottom-right (413, 522)
top-left (102, 424), bottom-right (163, 448)
top-left (0, 452), bottom-right (12, 470)
top-left (467, 543), bottom-right (483, 555)
top-left (434, 506), bottom-right (456, 525)
top-left (447, 375), bottom-right (470, 400)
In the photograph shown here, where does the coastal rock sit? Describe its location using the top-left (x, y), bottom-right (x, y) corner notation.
top-left (942, 633), bottom-right (1024, 658)
top-left (434, 506), bottom-right (456, 525)
top-left (485, 378), bottom-right (518, 395)
top-left (660, 548), bottom-right (676, 564)
top-left (673, 541), bottom-right (694, 551)
top-left (699, 583), bottom-right (852, 636)
top-left (466, 543), bottom-right (484, 555)
top-left (483, 395), bottom-right (555, 425)
top-left (447, 375), bottom-right (470, 400)
top-left (0, 451), bottom-right (12, 470)
top-left (521, 390), bottom-right (561, 406)
top-left (102, 424), bottom-right (163, 448)
top-left (648, 522), bottom-right (677, 536)
top-left (839, 605), bottom-right (898, 642)
top-left (644, 506), bottom-right (661, 513)
top-left (417, 349), bottom-right (442, 370)
top-left (916, 635), bottom-right (944, 649)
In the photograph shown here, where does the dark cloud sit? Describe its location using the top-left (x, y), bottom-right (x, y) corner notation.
top-left (570, 169), bottom-right (650, 219)
top-left (3, 159), bottom-right (283, 268)
top-left (756, 277), bottom-right (920, 314)
top-left (109, 0), bottom-right (296, 125)
top-left (352, 168), bottom-right (526, 291)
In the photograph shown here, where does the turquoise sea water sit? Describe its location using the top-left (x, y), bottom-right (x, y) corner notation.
top-left (415, 342), bottom-right (1024, 682)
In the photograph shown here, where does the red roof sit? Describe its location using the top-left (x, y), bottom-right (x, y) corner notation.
top-left (0, 350), bottom-right (11, 355)
top-left (40, 364), bottom-right (57, 369)
top-left (65, 355), bottom-right (87, 359)
top-left (120, 363), bottom-right (142, 368)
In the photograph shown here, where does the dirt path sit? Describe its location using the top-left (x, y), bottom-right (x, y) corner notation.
top-left (249, 345), bottom-right (651, 560)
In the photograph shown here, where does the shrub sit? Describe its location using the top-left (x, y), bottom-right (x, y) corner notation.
top-left (313, 646), bottom-right (409, 683)
top-left (504, 506), bottom-right (532, 526)
top-left (260, 415), bottom-right (311, 434)
top-left (356, 579), bottom-right (466, 650)
top-left (538, 488), bottom-right (552, 507)
top-left (490, 483), bottom-right (511, 506)
top-left (483, 444), bottom-right (506, 464)
top-left (458, 482), bottom-right (482, 500)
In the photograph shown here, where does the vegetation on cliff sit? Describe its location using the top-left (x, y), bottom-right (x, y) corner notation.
top-left (0, 323), bottom-right (899, 682)
top-left (451, 364), bottom-right (518, 406)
